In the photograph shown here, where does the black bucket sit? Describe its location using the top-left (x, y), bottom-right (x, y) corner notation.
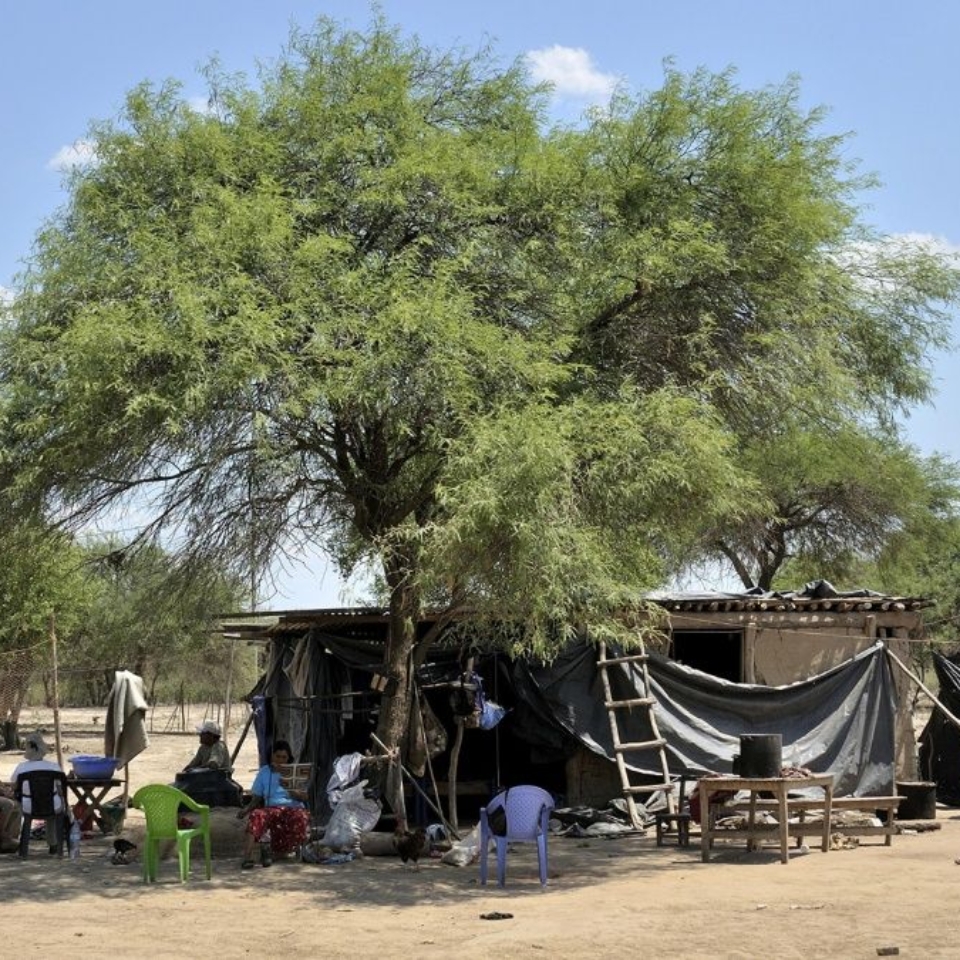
top-left (738, 734), bottom-right (782, 778)
top-left (896, 781), bottom-right (937, 820)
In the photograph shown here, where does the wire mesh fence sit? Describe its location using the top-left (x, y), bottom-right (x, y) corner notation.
top-left (0, 634), bottom-right (259, 743)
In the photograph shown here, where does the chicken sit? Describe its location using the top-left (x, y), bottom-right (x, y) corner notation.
top-left (111, 837), bottom-right (138, 865)
top-left (393, 826), bottom-right (429, 870)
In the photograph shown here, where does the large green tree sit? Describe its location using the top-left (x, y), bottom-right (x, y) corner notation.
top-left (1, 16), bottom-right (957, 790)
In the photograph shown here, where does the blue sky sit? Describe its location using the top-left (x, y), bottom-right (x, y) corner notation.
top-left (3, 1), bottom-right (958, 607)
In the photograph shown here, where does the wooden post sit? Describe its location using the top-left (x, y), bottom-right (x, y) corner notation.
top-left (49, 612), bottom-right (64, 768)
top-left (887, 647), bottom-right (960, 730)
top-left (230, 709), bottom-right (255, 768)
top-left (413, 683), bottom-right (444, 826)
top-left (223, 635), bottom-right (238, 749)
top-left (447, 656), bottom-right (474, 833)
top-left (744, 623), bottom-right (757, 683)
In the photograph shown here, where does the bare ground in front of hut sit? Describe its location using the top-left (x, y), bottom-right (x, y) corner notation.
top-left (0, 706), bottom-right (956, 959)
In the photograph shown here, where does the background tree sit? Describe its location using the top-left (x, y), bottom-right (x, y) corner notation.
top-left (0, 519), bottom-right (92, 739)
top-left (55, 540), bottom-right (247, 707)
top-left (1, 16), bottom-right (957, 792)
top-left (692, 424), bottom-right (960, 590)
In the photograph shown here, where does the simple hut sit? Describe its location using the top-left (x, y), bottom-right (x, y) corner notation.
top-left (223, 582), bottom-right (929, 819)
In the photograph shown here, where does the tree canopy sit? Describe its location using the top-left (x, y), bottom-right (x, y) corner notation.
top-left (696, 423), bottom-right (960, 590)
top-left (1, 14), bottom-right (958, 761)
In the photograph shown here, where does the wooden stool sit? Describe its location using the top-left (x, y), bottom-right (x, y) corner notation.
top-left (655, 777), bottom-right (691, 847)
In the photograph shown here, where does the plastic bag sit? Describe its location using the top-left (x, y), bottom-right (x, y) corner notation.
top-left (323, 781), bottom-right (381, 852)
top-left (487, 804), bottom-right (508, 836)
top-left (325, 752), bottom-right (364, 805)
top-left (440, 824), bottom-right (488, 867)
top-left (479, 700), bottom-right (507, 730)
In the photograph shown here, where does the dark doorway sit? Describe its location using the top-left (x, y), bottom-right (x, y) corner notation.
top-left (670, 630), bottom-right (743, 682)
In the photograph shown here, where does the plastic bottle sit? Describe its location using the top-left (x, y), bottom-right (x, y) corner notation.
top-left (69, 820), bottom-right (81, 860)
top-left (259, 828), bottom-right (272, 866)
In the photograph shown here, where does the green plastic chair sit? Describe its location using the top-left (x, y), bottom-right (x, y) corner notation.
top-left (131, 784), bottom-right (212, 883)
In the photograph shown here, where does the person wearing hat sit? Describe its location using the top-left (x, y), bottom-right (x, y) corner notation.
top-left (10, 732), bottom-right (65, 854)
top-left (181, 720), bottom-right (231, 773)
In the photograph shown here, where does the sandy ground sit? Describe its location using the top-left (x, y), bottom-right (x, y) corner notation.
top-left (0, 707), bottom-right (957, 959)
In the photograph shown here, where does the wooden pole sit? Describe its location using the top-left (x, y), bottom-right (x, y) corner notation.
top-left (413, 683), bottom-right (444, 828)
top-left (370, 732), bottom-right (460, 840)
top-left (446, 656), bottom-right (474, 833)
top-left (448, 722), bottom-right (465, 833)
top-left (49, 613), bottom-right (64, 768)
top-left (886, 647), bottom-right (960, 731)
top-left (223, 635), bottom-right (238, 749)
top-left (230, 708), bottom-right (255, 768)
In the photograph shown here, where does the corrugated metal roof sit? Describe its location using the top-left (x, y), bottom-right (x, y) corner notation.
top-left (218, 584), bottom-right (931, 639)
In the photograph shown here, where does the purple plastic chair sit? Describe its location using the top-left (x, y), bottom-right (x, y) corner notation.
top-left (479, 785), bottom-right (555, 887)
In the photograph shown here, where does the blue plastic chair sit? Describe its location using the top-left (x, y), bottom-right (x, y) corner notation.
top-left (479, 785), bottom-right (555, 887)
top-left (132, 784), bottom-right (211, 883)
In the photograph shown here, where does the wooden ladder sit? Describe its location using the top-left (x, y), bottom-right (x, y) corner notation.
top-left (598, 639), bottom-right (675, 829)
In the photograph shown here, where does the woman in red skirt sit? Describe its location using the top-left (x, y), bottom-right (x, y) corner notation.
top-left (237, 740), bottom-right (309, 869)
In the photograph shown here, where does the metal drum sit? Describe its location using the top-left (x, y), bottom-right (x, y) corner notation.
top-left (896, 781), bottom-right (937, 820)
top-left (738, 733), bottom-right (782, 778)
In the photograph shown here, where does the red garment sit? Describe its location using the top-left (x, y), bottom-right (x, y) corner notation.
top-left (688, 786), bottom-right (737, 824)
top-left (247, 806), bottom-right (310, 855)
top-left (72, 803), bottom-right (97, 839)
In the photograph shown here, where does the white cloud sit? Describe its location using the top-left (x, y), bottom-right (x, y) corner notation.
top-left (832, 233), bottom-right (960, 297)
top-left (886, 232), bottom-right (960, 259)
top-left (187, 94), bottom-right (214, 115)
top-left (47, 139), bottom-right (98, 172)
top-left (526, 45), bottom-right (618, 102)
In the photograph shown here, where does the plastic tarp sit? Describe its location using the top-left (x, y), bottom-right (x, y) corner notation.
top-left (918, 653), bottom-right (960, 805)
top-left (517, 640), bottom-right (896, 797)
top-left (258, 630), bottom-right (353, 819)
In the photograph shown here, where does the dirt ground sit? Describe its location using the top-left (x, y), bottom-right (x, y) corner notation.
top-left (0, 706), bottom-right (957, 959)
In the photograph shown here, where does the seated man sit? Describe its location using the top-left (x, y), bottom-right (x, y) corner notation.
top-left (181, 720), bottom-right (231, 773)
top-left (12, 731), bottom-right (66, 854)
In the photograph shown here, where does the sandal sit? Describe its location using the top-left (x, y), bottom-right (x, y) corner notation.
top-left (241, 859), bottom-right (256, 870)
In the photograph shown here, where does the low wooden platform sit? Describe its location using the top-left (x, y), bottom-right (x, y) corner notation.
top-left (718, 795), bottom-right (901, 846)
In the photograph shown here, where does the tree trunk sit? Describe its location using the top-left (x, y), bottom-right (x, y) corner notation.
top-left (374, 545), bottom-right (422, 826)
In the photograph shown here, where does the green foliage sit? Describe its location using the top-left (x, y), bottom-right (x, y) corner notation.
top-left (0, 520), bottom-right (92, 654)
top-left (0, 519), bottom-right (245, 708)
top-left (54, 539), bottom-right (246, 705)
top-left (826, 457), bottom-right (960, 644)
top-left (570, 68), bottom-right (956, 432)
top-left (702, 425), bottom-right (960, 591)
top-left (427, 388), bottom-right (755, 656)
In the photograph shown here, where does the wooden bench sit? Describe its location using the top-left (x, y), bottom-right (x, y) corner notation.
top-left (720, 795), bottom-right (900, 846)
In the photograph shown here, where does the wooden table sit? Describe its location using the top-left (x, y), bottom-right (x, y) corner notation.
top-left (66, 777), bottom-right (124, 834)
top-left (699, 774), bottom-right (834, 864)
